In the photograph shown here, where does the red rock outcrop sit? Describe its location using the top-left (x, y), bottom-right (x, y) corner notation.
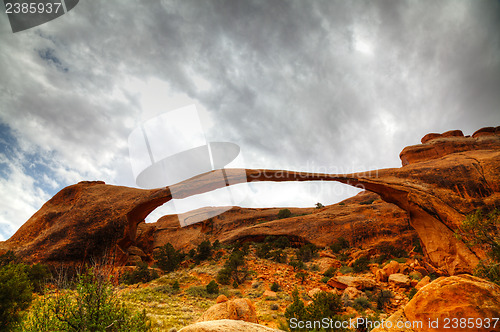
top-left (1, 127), bottom-right (498, 276)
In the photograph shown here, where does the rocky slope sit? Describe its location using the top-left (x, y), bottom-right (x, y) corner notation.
top-left (1, 127), bottom-right (498, 275)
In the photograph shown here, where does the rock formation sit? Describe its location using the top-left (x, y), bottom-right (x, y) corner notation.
top-left (372, 275), bottom-right (500, 332)
top-left (1, 127), bottom-right (498, 275)
top-left (178, 319), bottom-right (281, 332)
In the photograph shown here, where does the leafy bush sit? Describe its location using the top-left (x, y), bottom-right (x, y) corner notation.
top-left (321, 276), bottom-right (330, 283)
top-left (172, 280), bottom-right (180, 292)
top-left (285, 288), bottom-right (345, 331)
top-left (289, 258), bottom-right (305, 271)
top-left (255, 242), bottom-right (271, 259)
top-left (274, 236), bottom-right (291, 249)
top-left (121, 262), bottom-right (158, 285)
top-left (295, 271), bottom-right (308, 284)
top-left (26, 263), bottom-right (51, 294)
top-left (0, 250), bottom-right (18, 267)
top-left (323, 267), bottom-right (337, 278)
top-left (353, 296), bottom-right (371, 311)
top-left (352, 256), bottom-right (370, 273)
top-left (297, 243), bottom-right (318, 262)
top-left (212, 240), bottom-right (221, 250)
top-left (376, 290), bottom-right (393, 310)
top-left (270, 282), bottom-right (280, 292)
top-left (338, 266), bottom-right (353, 274)
top-left (0, 263), bottom-right (33, 330)
top-left (270, 249), bottom-right (287, 264)
top-left (277, 209), bottom-right (292, 219)
top-left (206, 280), bottom-right (219, 294)
top-left (330, 237), bottom-right (350, 254)
top-left (408, 287), bottom-right (417, 300)
top-left (315, 202), bottom-right (324, 209)
top-left (154, 243), bottom-right (183, 272)
top-left (455, 208), bottom-right (500, 284)
top-left (21, 267), bottom-right (149, 331)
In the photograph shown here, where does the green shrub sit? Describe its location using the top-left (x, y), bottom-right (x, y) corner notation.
top-left (295, 271), bottom-right (308, 284)
top-left (353, 296), bottom-right (371, 311)
top-left (376, 290), bottom-right (393, 310)
top-left (277, 209), bottom-right (292, 219)
top-left (270, 249), bottom-right (287, 264)
top-left (172, 280), bottom-right (180, 292)
top-left (408, 287), bottom-right (417, 300)
top-left (352, 256), bottom-right (370, 273)
top-left (297, 243), bottom-right (318, 262)
top-left (270, 282), bottom-right (280, 292)
top-left (27, 263), bottom-right (51, 294)
top-left (195, 240), bottom-right (212, 263)
top-left (216, 249), bottom-right (248, 286)
top-left (285, 288), bottom-right (345, 331)
top-left (330, 237), bottom-right (350, 254)
top-left (274, 236), bottom-right (291, 249)
top-left (21, 267), bottom-right (149, 331)
top-left (323, 267), bottom-right (337, 278)
top-left (0, 250), bottom-right (18, 267)
top-left (121, 262), bottom-right (158, 285)
top-left (0, 263), bottom-right (33, 330)
top-left (338, 266), bottom-right (353, 274)
top-left (455, 208), bottom-right (500, 284)
top-left (315, 203), bottom-right (324, 209)
top-left (359, 198), bottom-right (375, 205)
top-left (154, 243), bottom-right (183, 272)
top-left (289, 258), bottom-right (305, 271)
top-left (255, 242), bottom-right (271, 259)
top-left (321, 276), bottom-right (330, 283)
top-left (206, 280), bottom-right (219, 294)
top-left (212, 240), bottom-right (221, 250)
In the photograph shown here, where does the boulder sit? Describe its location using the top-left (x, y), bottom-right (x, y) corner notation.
top-left (316, 257), bottom-right (342, 273)
top-left (198, 298), bottom-right (258, 324)
top-left (414, 276), bottom-right (430, 290)
top-left (382, 261), bottom-right (401, 276)
top-left (262, 290), bottom-right (276, 298)
top-left (179, 319), bottom-right (281, 332)
top-left (388, 273), bottom-right (411, 288)
top-left (404, 275), bottom-right (500, 332)
top-left (333, 276), bottom-right (376, 290)
top-left (342, 286), bottom-right (363, 300)
top-left (371, 310), bottom-right (415, 332)
top-left (375, 268), bottom-right (388, 282)
top-left (216, 295), bottom-right (228, 304)
top-left (327, 278), bottom-right (348, 290)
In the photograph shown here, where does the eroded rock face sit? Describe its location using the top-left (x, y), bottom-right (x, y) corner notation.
top-left (403, 275), bottom-right (500, 332)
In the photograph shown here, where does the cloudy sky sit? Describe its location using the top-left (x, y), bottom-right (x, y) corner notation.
top-left (1, 0), bottom-right (499, 240)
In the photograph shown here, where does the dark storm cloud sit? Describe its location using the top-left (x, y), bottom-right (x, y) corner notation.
top-left (0, 0), bottom-right (499, 238)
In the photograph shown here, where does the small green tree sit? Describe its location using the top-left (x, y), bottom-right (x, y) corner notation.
top-left (455, 208), bottom-right (500, 284)
top-left (315, 202), bottom-right (324, 209)
top-left (277, 209), bottom-right (292, 219)
top-left (297, 243), bottom-right (318, 262)
top-left (195, 240), bottom-right (212, 263)
top-left (206, 280), bottom-right (219, 294)
top-left (330, 237), bottom-right (350, 254)
top-left (0, 263), bottom-right (33, 330)
top-left (154, 243), bottom-right (182, 272)
top-left (216, 249), bottom-right (248, 285)
top-left (296, 271), bottom-right (308, 284)
top-left (352, 256), bottom-right (370, 273)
